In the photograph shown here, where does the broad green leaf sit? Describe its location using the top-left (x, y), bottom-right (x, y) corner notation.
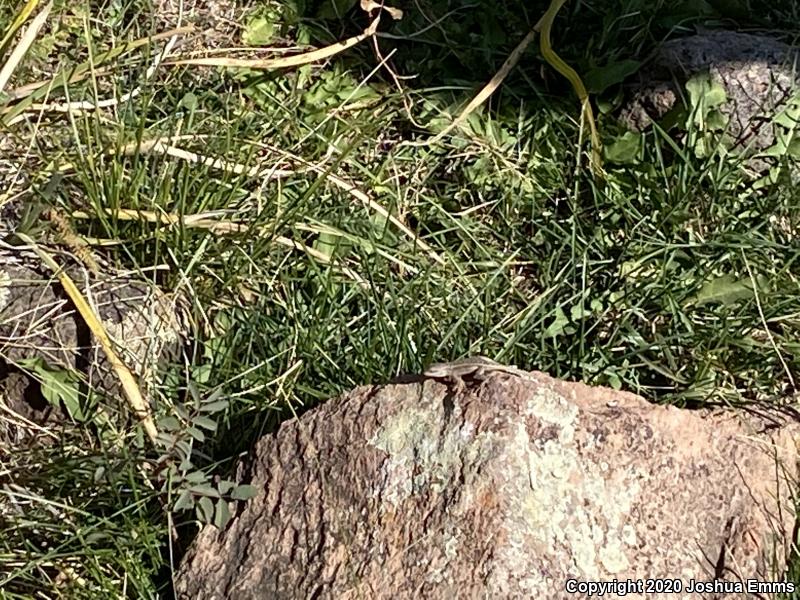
top-left (204, 387), bottom-right (224, 404)
top-left (313, 231), bottom-right (339, 259)
top-left (788, 137), bottom-right (800, 158)
top-left (174, 404), bottom-right (192, 421)
top-left (604, 131), bottom-right (642, 164)
top-left (231, 484), bottom-right (259, 501)
top-left (186, 426), bottom-right (205, 442)
top-left (192, 416), bottom-right (218, 432)
top-left (243, 15), bottom-right (275, 46)
top-left (187, 380), bottom-right (202, 405)
top-left (752, 166), bottom-right (781, 190)
top-left (196, 496), bottom-right (214, 523)
top-left (763, 127), bottom-right (800, 158)
top-left (17, 357), bottom-right (83, 421)
top-left (772, 94), bottom-right (800, 129)
top-left (686, 76), bottom-right (727, 111)
top-left (214, 499), bottom-right (232, 529)
top-left (585, 60), bottom-right (642, 94)
top-left (179, 92), bottom-right (199, 111)
top-left (191, 364), bottom-right (212, 384)
top-left (41, 373), bottom-right (82, 421)
top-left (159, 416), bottom-right (181, 431)
top-left (200, 400), bottom-right (229, 413)
top-left (688, 274), bottom-right (755, 306)
top-left (686, 75), bottom-right (727, 131)
top-left (176, 440), bottom-right (192, 457)
top-left (185, 471), bottom-right (208, 484)
top-left (217, 480), bottom-right (235, 495)
top-left (173, 490), bottom-right (194, 512)
top-left (156, 432), bottom-right (177, 447)
top-left (705, 109), bottom-right (728, 130)
top-left (544, 306), bottom-right (570, 338)
top-left (605, 371), bottom-right (622, 390)
top-left (570, 303), bottom-right (589, 321)
top-left (189, 484), bottom-right (220, 498)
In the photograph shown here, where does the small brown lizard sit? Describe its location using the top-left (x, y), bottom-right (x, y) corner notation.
top-left (423, 356), bottom-right (533, 390)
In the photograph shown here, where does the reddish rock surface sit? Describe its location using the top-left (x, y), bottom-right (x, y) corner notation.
top-left (175, 367), bottom-right (799, 599)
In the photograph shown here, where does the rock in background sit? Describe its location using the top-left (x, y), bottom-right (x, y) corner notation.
top-left (175, 369), bottom-right (799, 599)
top-left (620, 30), bottom-right (799, 176)
top-left (0, 247), bottom-right (186, 445)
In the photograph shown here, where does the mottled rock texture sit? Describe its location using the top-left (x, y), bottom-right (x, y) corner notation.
top-left (175, 368), bottom-right (799, 600)
top-left (0, 249), bottom-right (184, 444)
top-left (620, 30), bottom-right (799, 174)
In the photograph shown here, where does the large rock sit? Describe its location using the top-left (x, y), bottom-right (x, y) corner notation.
top-left (620, 30), bottom-right (799, 174)
top-left (175, 365), bottom-right (799, 599)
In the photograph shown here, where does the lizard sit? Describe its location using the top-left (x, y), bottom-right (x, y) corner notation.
top-left (423, 355), bottom-right (535, 391)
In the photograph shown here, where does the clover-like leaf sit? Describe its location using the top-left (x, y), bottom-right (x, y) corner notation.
top-left (173, 490), bottom-right (195, 512)
top-left (231, 484), bottom-right (259, 501)
top-left (214, 499), bottom-right (232, 529)
top-left (196, 496), bottom-right (214, 523)
top-left (688, 274), bottom-right (757, 306)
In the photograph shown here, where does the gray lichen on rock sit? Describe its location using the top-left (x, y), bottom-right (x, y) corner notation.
top-left (620, 30), bottom-right (800, 175)
top-left (369, 400), bottom-right (495, 506)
